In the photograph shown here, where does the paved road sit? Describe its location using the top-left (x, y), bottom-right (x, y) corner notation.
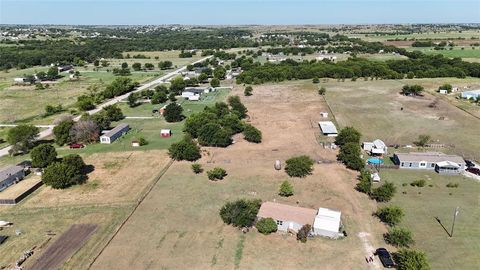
top-left (0, 56), bottom-right (212, 158)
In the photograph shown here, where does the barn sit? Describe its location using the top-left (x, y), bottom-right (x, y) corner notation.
top-left (318, 121), bottom-right (338, 137)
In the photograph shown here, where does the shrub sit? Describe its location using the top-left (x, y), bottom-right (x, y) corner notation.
top-left (279, 180), bottom-right (294, 197)
top-left (414, 134), bottom-right (430, 147)
top-left (370, 181), bottom-right (396, 202)
top-left (210, 78), bottom-right (220, 87)
top-left (410, 179), bottom-right (426, 187)
top-left (375, 205), bottom-right (404, 226)
top-left (318, 86), bottom-right (326, 95)
top-left (30, 144), bottom-right (57, 168)
top-left (219, 199), bottom-right (262, 227)
top-left (207, 167), bottom-right (227, 181)
top-left (138, 137), bottom-right (148, 146)
top-left (285, 155), bottom-right (314, 177)
top-left (256, 218), bottom-right (277, 235)
top-left (312, 77), bottom-right (320, 84)
top-left (446, 182), bottom-right (459, 188)
top-left (243, 124), bottom-right (262, 143)
top-left (394, 249), bottom-right (430, 270)
top-left (385, 227), bottom-right (414, 247)
top-left (168, 136), bottom-right (201, 161)
top-left (244, 86), bottom-right (253, 96)
top-left (191, 163), bottom-right (203, 174)
top-left (356, 170), bottom-right (372, 194)
top-left (297, 224), bottom-right (312, 243)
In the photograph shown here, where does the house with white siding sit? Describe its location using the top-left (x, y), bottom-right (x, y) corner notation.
top-left (393, 152), bottom-right (465, 175)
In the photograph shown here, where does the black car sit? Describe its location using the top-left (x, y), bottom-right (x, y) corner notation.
top-left (376, 248), bottom-right (395, 268)
top-left (0, 235), bottom-right (8, 245)
top-left (465, 160), bottom-right (475, 168)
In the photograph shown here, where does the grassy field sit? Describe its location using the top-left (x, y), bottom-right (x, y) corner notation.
top-left (408, 47), bottom-right (480, 61)
top-left (120, 50), bottom-right (204, 68)
top-left (351, 30), bottom-right (480, 42)
top-left (377, 169), bottom-right (480, 270)
top-left (324, 78), bottom-right (480, 160)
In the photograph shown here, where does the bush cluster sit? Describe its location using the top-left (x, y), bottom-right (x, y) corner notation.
top-left (219, 199), bottom-right (262, 228)
top-left (285, 155), bottom-right (314, 177)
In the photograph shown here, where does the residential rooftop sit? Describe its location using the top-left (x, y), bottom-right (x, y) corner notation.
top-left (257, 201), bottom-right (317, 226)
top-left (394, 152), bottom-right (464, 164)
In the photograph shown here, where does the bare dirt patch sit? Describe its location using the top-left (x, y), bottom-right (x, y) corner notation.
top-left (22, 150), bottom-right (170, 207)
top-left (29, 224), bottom-right (98, 270)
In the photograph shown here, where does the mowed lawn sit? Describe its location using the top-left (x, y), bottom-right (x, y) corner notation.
top-left (324, 79), bottom-right (480, 160)
top-left (378, 169), bottom-right (480, 270)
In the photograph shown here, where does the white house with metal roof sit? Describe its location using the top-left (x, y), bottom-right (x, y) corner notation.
top-left (100, 123), bottom-right (130, 144)
top-left (393, 152), bottom-right (465, 174)
top-left (460, 89), bottom-right (480, 100)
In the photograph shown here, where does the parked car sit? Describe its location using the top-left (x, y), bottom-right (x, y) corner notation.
top-left (0, 235), bottom-right (8, 245)
top-left (465, 160), bottom-right (475, 168)
top-left (69, 143), bottom-right (84, 149)
top-left (376, 248), bottom-right (395, 268)
top-left (467, 167), bottom-right (480, 176)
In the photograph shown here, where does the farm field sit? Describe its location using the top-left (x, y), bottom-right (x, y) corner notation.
top-left (120, 50), bottom-right (204, 67)
top-left (0, 149), bottom-right (173, 268)
top-left (351, 30), bottom-right (480, 42)
top-left (324, 78), bottom-right (480, 160)
top-left (91, 82), bottom-right (387, 270)
top-left (407, 47), bottom-right (480, 62)
top-left (378, 169), bottom-right (480, 270)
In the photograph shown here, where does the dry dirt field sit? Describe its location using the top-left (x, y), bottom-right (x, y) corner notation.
top-left (29, 224), bottom-right (98, 270)
top-left (91, 82), bottom-right (386, 270)
top-left (23, 150), bottom-right (170, 207)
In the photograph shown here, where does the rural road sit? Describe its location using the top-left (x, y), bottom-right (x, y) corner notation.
top-left (0, 56), bottom-right (212, 158)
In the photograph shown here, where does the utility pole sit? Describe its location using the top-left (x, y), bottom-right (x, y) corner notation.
top-left (450, 206), bottom-right (460, 237)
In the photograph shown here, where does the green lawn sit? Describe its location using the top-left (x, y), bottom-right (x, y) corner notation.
top-left (56, 88), bottom-right (232, 156)
top-left (377, 169), bottom-right (480, 270)
top-left (408, 47), bottom-right (480, 60)
top-left (351, 30), bottom-right (480, 42)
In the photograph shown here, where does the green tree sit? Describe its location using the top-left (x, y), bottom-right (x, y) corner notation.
top-left (7, 125), bottom-right (40, 154)
top-left (210, 78), bottom-right (220, 87)
top-left (144, 63), bottom-right (154, 70)
top-left (46, 66), bottom-right (59, 80)
top-left (207, 167), bottom-right (227, 181)
top-left (279, 180), bottom-right (294, 197)
top-left (285, 155), bottom-right (314, 177)
top-left (219, 199), bottom-right (262, 227)
top-left (297, 224), bottom-right (312, 243)
top-left (213, 66), bottom-right (226, 79)
top-left (313, 77), bottom-right (320, 83)
top-left (375, 205), bottom-right (404, 226)
top-left (168, 136), bottom-right (201, 161)
top-left (243, 124), bottom-right (262, 143)
top-left (335, 126), bottom-right (361, 146)
top-left (370, 181), bottom-right (396, 202)
top-left (256, 218), bottom-right (277, 235)
top-left (42, 162), bottom-right (83, 189)
top-left (102, 104), bottom-right (124, 121)
top-left (385, 227), bottom-right (414, 248)
top-left (30, 144), bottom-right (57, 168)
top-left (228, 95), bottom-right (248, 119)
top-left (132, 62), bottom-right (142, 71)
top-left (244, 86), bottom-right (253, 96)
top-left (61, 154), bottom-right (86, 175)
top-left (164, 102), bottom-right (184, 122)
top-left (337, 142), bottom-right (364, 171)
top-left (414, 134), bottom-right (431, 147)
top-left (198, 123), bottom-right (232, 147)
top-left (77, 95), bottom-right (95, 111)
top-left (169, 77), bottom-right (186, 94)
top-left (121, 62), bottom-right (128, 69)
top-left (53, 120), bottom-right (74, 146)
top-left (438, 83), bottom-right (452, 93)
top-left (127, 93), bottom-right (138, 107)
top-left (198, 73), bottom-right (209, 83)
top-left (394, 249), bottom-right (430, 270)
top-left (191, 163), bottom-right (203, 174)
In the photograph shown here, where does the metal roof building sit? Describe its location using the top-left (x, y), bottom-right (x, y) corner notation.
top-left (318, 121), bottom-right (338, 137)
top-left (100, 123), bottom-right (129, 144)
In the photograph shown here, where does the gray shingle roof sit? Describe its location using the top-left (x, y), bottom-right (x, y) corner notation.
top-left (395, 152), bottom-right (464, 164)
top-left (0, 166), bottom-right (23, 181)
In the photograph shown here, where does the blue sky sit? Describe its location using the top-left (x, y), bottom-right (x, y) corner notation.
top-left (0, 0), bottom-right (479, 25)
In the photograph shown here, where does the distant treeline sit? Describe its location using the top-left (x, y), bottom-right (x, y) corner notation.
top-left (0, 29), bottom-right (259, 69)
top-left (236, 53), bottom-right (480, 84)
